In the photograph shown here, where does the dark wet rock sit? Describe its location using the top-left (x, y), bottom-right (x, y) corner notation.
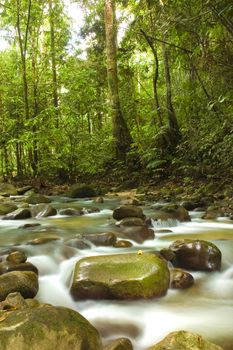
top-left (3, 208), bottom-right (31, 220)
top-left (0, 292), bottom-right (28, 311)
top-left (94, 196), bottom-right (104, 203)
top-left (113, 240), bottom-right (133, 248)
top-left (152, 204), bottom-right (190, 222)
top-left (159, 248), bottom-right (176, 261)
top-left (0, 261), bottom-right (38, 275)
top-left (169, 239), bottom-right (222, 271)
top-left (116, 217), bottom-right (146, 227)
top-left (170, 268), bottom-right (194, 289)
top-left (109, 225), bottom-right (154, 244)
top-left (30, 204), bottom-right (57, 218)
top-left (0, 203), bottom-right (18, 215)
top-left (25, 193), bottom-right (51, 204)
top-left (147, 330), bottom-right (223, 350)
top-left (67, 183), bottom-right (96, 198)
top-left (82, 232), bottom-right (117, 247)
top-left (19, 223), bottom-right (41, 229)
top-left (0, 304), bottom-right (102, 350)
top-left (59, 208), bottom-right (82, 216)
top-left (26, 236), bottom-right (60, 245)
top-left (70, 253), bottom-right (170, 300)
top-left (113, 205), bottom-right (145, 220)
top-left (0, 271), bottom-right (38, 301)
top-left (6, 251), bottom-right (27, 264)
top-left (180, 200), bottom-right (206, 211)
top-left (104, 338), bottom-right (133, 350)
top-left (65, 238), bottom-right (91, 250)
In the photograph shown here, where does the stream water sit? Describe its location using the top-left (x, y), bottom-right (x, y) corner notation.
top-left (0, 196), bottom-right (233, 349)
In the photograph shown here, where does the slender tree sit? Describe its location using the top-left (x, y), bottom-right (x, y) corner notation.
top-left (104, 0), bottom-right (133, 161)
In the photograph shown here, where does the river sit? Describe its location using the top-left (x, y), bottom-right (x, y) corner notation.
top-left (0, 196), bottom-right (233, 349)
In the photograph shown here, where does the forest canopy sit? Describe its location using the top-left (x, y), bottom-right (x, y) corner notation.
top-left (0, 0), bottom-right (232, 185)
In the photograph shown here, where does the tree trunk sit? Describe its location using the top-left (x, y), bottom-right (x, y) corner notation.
top-left (162, 41), bottom-right (180, 139)
top-left (104, 0), bottom-right (132, 161)
top-left (140, 29), bottom-right (163, 127)
top-left (49, 0), bottom-right (59, 128)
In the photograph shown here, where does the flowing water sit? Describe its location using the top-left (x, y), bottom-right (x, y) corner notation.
top-left (0, 196), bottom-right (233, 349)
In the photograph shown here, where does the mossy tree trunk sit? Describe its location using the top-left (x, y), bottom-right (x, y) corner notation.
top-left (104, 0), bottom-right (133, 161)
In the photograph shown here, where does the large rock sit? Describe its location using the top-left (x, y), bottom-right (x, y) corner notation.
top-left (67, 184), bottom-right (96, 198)
top-left (3, 208), bottom-right (31, 220)
top-left (0, 271), bottom-right (38, 301)
top-left (0, 203), bottom-right (18, 216)
top-left (147, 330), bottom-right (223, 350)
top-left (70, 253), bottom-right (170, 300)
top-left (152, 204), bottom-right (190, 222)
top-left (0, 183), bottom-right (18, 196)
top-left (0, 261), bottom-right (38, 275)
top-left (0, 304), bottom-right (102, 350)
top-left (113, 205), bottom-right (144, 220)
top-left (25, 193), bottom-right (51, 204)
top-left (169, 239), bottom-right (222, 271)
top-left (30, 204), bottom-right (57, 218)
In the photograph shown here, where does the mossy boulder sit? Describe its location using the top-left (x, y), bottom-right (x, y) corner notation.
top-left (0, 271), bottom-right (38, 301)
top-left (152, 204), bottom-right (190, 222)
top-left (67, 183), bottom-right (96, 198)
top-left (3, 208), bottom-right (31, 220)
top-left (113, 205), bottom-right (144, 220)
top-left (25, 194), bottom-right (51, 204)
top-left (147, 330), bottom-right (223, 350)
top-left (70, 253), bottom-right (170, 300)
top-left (6, 251), bottom-right (27, 264)
top-left (0, 203), bottom-right (18, 216)
top-left (59, 208), bottom-right (82, 216)
top-left (0, 304), bottom-right (102, 350)
top-left (169, 239), bottom-right (222, 271)
top-left (0, 183), bottom-right (18, 196)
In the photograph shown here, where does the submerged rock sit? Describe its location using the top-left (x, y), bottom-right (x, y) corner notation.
top-left (82, 232), bottom-right (117, 247)
top-left (113, 240), bottom-right (133, 248)
top-left (70, 253), bottom-right (170, 300)
top-left (113, 205), bottom-right (145, 220)
top-left (109, 225), bottom-right (154, 244)
top-left (147, 330), bottom-right (223, 350)
top-left (59, 208), bottom-right (82, 216)
top-left (67, 183), bottom-right (96, 198)
top-left (0, 304), bottom-right (102, 350)
top-left (169, 239), bottom-right (222, 271)
top-left (104, 337), bottom-right (133, 350)
top-left (0, 271), bottom-right (38, 301)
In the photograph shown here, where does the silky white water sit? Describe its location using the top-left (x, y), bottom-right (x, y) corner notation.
top-left (0, 198), bottom-right (233, 349)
